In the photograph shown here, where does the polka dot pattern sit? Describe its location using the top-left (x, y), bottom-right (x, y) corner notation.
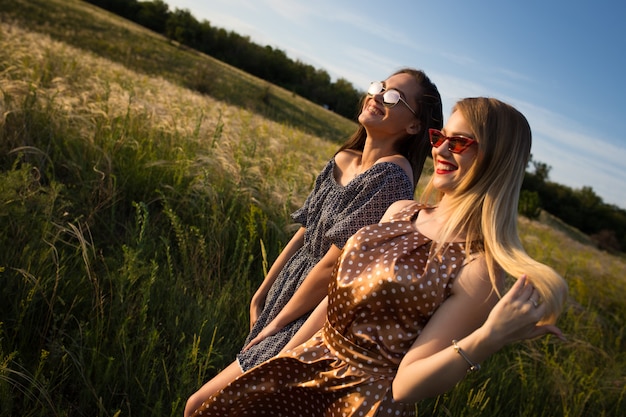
top-left (192, 203), bottom-right (474, 417)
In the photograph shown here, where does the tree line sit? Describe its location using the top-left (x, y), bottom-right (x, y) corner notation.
top-left (82, 0), bottom-right (626, 253)
top-left (84, 0), bottom-right (363, 119)
top-left (520, 158), bottom-right (625, 253)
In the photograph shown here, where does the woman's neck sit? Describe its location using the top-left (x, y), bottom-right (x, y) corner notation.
top-left (416, 197), bottom-right (466, 243)
top-left (360, 139), bottom-right (398, 167)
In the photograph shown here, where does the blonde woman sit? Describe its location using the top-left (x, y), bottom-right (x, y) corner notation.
top-left (190, 97), bottom-right (568, 416)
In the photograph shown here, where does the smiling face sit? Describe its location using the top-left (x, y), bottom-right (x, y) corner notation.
top-left (431, 109), bottom-right (479, 194)
top-left (358, 72), bottom-right (421, 139)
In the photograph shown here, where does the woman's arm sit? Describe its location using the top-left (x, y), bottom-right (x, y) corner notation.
top-left (280, 296), bottom-right (329, 353)
top-left (250, 227), bottom-right (306, 329)
top-left (393, 273), bottom-right (564, 403)
top-left (243, 244), bottom-right (342, 350)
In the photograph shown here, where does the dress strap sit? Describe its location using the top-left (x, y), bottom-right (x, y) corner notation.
top-left (388, 201), bottom-right (425, 223)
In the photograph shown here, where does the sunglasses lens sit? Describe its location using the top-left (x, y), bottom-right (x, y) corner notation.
top-left (429, 130), bottom-right (445, 147)
top-left (382, 90), bottom-right (401, 107)
top-left (367, 82), bottom-right (384, 96)
top-left (449, 139), bottom-right (467, 153)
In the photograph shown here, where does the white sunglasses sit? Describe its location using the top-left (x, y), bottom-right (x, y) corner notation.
top-left (367, 81), bottom-right (417, 116)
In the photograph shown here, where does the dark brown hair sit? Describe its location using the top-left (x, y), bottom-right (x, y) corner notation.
top-left (336, 68), bottom-right (443, 185)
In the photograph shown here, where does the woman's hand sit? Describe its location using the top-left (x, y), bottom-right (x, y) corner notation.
top-left (483, 275), bottom-right (565, 347)
top-left (242, 321), bottom-right (283, 351)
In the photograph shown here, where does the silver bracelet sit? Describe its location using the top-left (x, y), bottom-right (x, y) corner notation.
top-left (452, 340), bottom-right (481, 372)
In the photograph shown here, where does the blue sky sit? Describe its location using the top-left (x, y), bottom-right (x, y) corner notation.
top-left (165, 0), bottom-right (626, 209)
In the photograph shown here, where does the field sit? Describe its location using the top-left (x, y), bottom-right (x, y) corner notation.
top-left (0, 1), bottom-right (624, 416)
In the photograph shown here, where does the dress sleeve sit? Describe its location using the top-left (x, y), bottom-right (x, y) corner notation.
top-left (326, 163), bottom-right (414, 248)
top-left (291, 160), bottom-right (333, 227)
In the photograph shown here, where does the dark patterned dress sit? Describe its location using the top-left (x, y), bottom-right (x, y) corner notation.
top-left (193, 203), bottom-right (477, 416)
top-left (237, 158), bottom-right (414, 371)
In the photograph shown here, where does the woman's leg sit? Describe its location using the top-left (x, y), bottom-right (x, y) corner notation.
top-left (183, 360), bottom-right (243, 417)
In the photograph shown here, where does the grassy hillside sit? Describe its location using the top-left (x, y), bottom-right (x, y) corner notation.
top-left (0, 1), bottom-right (624, 416)
top-left (0, 0), bottom-right (356, 144)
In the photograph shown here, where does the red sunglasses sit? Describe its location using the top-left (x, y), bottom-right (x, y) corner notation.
top-left (428, 129), bottom-right (476, 154)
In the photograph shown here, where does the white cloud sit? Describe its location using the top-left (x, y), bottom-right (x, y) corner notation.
top-left (265, 0), bottom-right (316, 22)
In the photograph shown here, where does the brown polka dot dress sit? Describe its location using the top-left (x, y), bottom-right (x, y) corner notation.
top-left (192, 202), bottom-right (475, 417)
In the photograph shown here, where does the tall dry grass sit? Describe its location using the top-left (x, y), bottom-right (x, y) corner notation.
top-left (0, 20), bottom-right (337, 417)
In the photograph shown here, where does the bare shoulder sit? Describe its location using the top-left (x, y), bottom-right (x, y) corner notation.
top-left (334, 149), bottom-right (361, 169)
top-left (379, 199), bottom-right (417, 222)
top-left (375, 154), bottom-right (413, 181)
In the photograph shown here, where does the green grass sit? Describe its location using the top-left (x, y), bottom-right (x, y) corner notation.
top-left (1, 1), bottom-right (624, 416)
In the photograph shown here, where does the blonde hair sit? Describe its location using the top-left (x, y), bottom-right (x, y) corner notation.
top-left (420, 97), bottom-right (567, 324)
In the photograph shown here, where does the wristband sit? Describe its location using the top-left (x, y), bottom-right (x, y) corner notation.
top-left (452, 340), bottom-right (481, 372)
